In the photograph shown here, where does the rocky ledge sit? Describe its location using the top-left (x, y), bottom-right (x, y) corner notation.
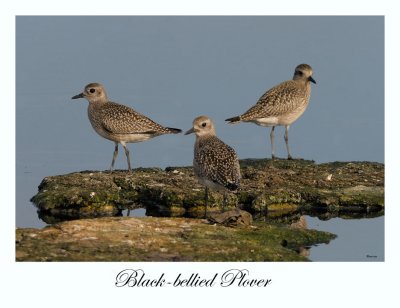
top-left (16, 215), bottom-right (336, 261)
top-left (30, 159), bottom-right (384, 222)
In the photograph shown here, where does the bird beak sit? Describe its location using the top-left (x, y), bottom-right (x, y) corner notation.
top-left (184, 127), bottom-right (195, 135)
top-left (71, 93), bottom-right (84, 99)
top-left (308, 76), bottom-right (316, 84)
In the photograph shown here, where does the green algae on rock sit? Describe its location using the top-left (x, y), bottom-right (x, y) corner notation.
top-left (15, 216), bottom-right (336, 261)
top-left (30, 159), bottom-right (384, 221)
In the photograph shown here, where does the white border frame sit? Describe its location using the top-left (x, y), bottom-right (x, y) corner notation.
top-left (2, 1), bottom-right (398, 306)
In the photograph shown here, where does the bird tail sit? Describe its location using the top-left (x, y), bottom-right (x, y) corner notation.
top-left (166, 127), bottom-right (182, 134)
top-left (225, 116), bottom-right (241, 124)
top-left (225, 182), bottom-right (240, 192)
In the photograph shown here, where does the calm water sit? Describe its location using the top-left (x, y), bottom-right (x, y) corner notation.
top-left (306, 216), bottom-right (384, 261)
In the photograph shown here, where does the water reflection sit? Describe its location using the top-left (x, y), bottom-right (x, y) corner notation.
top-left (36, 202), bottom-right (384, 225)
top-left (252, 208), bottom-right (384, 260)
top-left (37, 204), bottom-right (145, 224)
top-left (252, 207), bottom-right (384, 223)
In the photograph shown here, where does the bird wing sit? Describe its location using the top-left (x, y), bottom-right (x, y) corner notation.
top-left (100, 102), bottom-right (169, 135)
top-left (239, 80), bottom-right (306, 121)
top-left (195, 137), bottom-right (241, 190)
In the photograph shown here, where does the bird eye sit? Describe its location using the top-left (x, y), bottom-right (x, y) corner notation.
top-left (201, 122), bottom-right (207, 127)
top-left (89, 88), bottom-right (96, 93)
top-left (297, 71), bottom-right (303, 76)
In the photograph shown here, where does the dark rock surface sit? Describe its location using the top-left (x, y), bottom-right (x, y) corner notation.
top-left (30, 159), bottom-right (384, 222)
top-left (208, 209), bottom-right (253, 226)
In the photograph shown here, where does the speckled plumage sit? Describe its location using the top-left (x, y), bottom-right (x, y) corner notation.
top-left (238, 79), bottom-right (311, 121)
top-left (226, 64), bottom-right (316, 159)
top-left (88, 101), bottom-right (178, 141)
top-left (185, 116), bottom-right (241, 216)
top-left (194, 134), bottom-right (241, 192)
top-left (72, 83), bottom-right (181, 171)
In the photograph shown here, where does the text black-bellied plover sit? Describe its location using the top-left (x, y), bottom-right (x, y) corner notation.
top-left (185, 115), bottom-right (241, 217)
top-left (72, 83), bottom-right (182, 172)
top-left (226, 64), bottom-right (316, 159)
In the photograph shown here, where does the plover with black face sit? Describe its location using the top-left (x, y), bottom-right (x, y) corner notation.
top-left (226, 64), bottom-right (316, 159)
top-left (72, 83), bottom-right (181, 172)
top-left (185, 115), bottom-right (241, 217)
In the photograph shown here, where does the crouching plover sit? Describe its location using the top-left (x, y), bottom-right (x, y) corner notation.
top-left (185, 116), bottom-right (241, 217)
top-left (226, 64), bottom-right (316, 160)
top-left (72, 83), bottom-right (181, 172)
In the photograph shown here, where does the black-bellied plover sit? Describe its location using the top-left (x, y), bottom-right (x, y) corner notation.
top-left (72, 83), bottom-right (182, 172)
top-left (226, 64), bottom-right (316, 159)
top-left (185, 115), bottom-right (241, 217)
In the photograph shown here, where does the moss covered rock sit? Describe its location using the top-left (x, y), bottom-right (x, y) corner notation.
top-left (30, 159), bottom-right (384, 221)
top-left (16, 216), bottom-right (336, 261)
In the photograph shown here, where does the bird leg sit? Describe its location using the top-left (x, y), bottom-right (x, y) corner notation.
top-left (110, 142), bottom-right (119, 172)
top-left (222, 191), bottom-right (227, 212)
top-left (121, 142), bottom-right (132, 172)
top-left (284, 125), bottom-right (293, 160)
top-left (204, 187), bottom-right (209, 218)
top-left (270, 126), bottom-right (276, 159)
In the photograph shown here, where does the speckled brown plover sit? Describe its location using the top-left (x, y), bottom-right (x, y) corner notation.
top-left (226, 64), bottom-right (316, 159)
top-left (72, 83), bottom-right (182, 172)
top-left (185, 116), bottom-right (241, 217)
